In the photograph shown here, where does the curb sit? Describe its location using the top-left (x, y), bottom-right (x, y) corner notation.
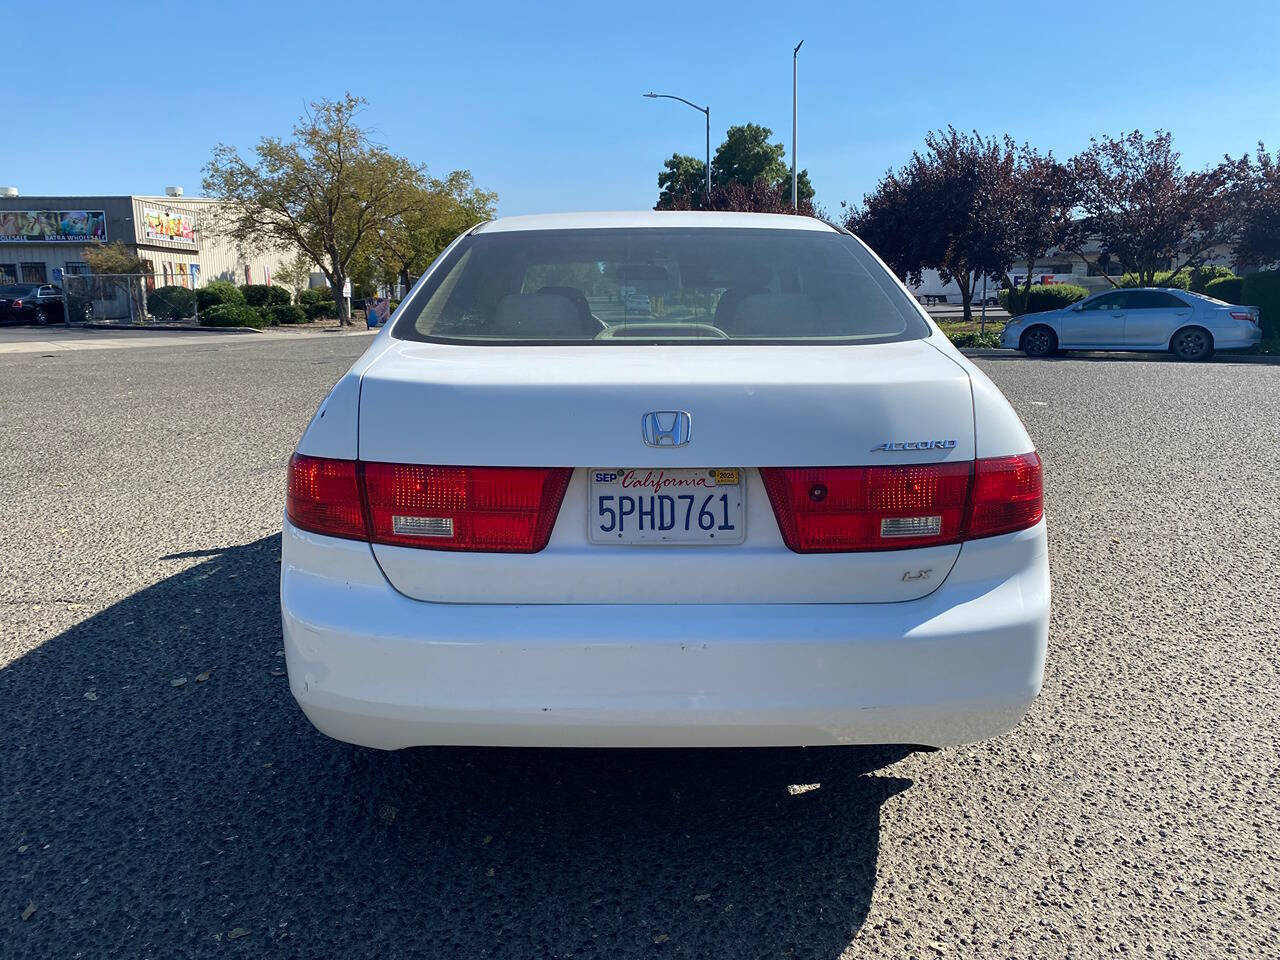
top-left (80, 323), bottom-right (261, 335)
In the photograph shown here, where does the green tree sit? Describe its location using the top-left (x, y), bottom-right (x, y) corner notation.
top-left (273, 252), bottom-right (315, 298)
top-left (654, 124), bottom-right (815, 210)
top-left (203, 93), bottom-right (425, 325)
top-left (377, 170), bottom-right (497, 289)
top-left (656, 153), bottom-right (707, 210)
top-left (81, 241), bottom-right (147, 275)
top-left (82, 241), bottom-right (150, 323)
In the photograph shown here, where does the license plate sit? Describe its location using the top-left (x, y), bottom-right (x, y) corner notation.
top-left (589, 468), bottom-right (745, 545)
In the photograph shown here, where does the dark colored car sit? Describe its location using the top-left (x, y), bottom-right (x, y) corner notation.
top-left (0, 283), bottom-right (66, 325)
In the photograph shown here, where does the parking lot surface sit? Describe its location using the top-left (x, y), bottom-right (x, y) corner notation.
top-left (2, 336), bottom-right (1278, 959)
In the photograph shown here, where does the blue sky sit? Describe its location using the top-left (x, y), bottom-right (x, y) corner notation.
top-left (11, 0), bottom-right (1279, 216)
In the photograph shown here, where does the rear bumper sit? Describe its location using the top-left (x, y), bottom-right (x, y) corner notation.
top-left (280, 519), bottom-right (1050, 750)
top-left (1213, 325), bottom-right (1262, 350)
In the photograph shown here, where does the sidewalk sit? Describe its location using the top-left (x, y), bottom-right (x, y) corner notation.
top-left (0, 324), bottom-right (378, 355)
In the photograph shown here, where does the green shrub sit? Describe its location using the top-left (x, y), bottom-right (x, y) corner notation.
top-left (147, 284), bottom-right (196, 321)
top-left (303, 298), bottom-right (337, 320)
top-left (1118, 266), bottom-right (1237, 292)
top-left (298, 287), bottom-right (330, 307)
top-left (1003, 283), bottom-right (1089, 316)
top-left (199, 304), bottom-right (269, 329)
top-left (1029, 284), bottom-right (1089, 313)
top-left (942, 325), bottom-right (1004, 348)
top-left (241, 284), bottom-right (292, 307)
top-left (1240, 270), bottom-right (1280, 339)
top-left (1204, 276), bottom-right (1244, 303)
top-left (268, 303), bottom-right (307, 325)
top-left (1186, 265), bottom-right (1236, 293)
top-left (196, 280), bottom-right (246, 311)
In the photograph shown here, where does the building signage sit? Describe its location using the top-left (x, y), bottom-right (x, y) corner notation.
top-left (142, 207), bottom-right (197, 245)
top-left (0, 209), bottom-right (107, 242)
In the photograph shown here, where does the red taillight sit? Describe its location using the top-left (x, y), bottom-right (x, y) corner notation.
top-left (761, 462), bottom-right (972, 553)
top-left (11, 299), bottom-right (22, 309)
top-left (966, 452), bottom-right (1043, 539)
top-left (286, 454), bottom-right (367, 540)
top-left (761, 452), bottom-right (1042, 553)
top-left (361, 463), bottom-right (571, 552)
top-left (286, 456), bottom-right (571, 552)
top-left (1230, 310), bottom-right (1258, 325)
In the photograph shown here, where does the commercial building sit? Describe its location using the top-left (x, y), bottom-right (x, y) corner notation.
top-left (0, 188), bottom-right (296, 291)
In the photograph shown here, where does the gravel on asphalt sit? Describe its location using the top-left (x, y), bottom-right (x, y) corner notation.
top-left (1, 337), bottom-right (1277, 959)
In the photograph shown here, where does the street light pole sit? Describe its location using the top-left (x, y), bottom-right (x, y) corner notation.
top-left (644, 92), bottom-right (711, 198)
top-left (792, 40), bottom-right (804, 211)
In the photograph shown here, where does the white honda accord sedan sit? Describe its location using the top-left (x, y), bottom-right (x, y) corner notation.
top-left (281, 211), bottom-right (1049, 751)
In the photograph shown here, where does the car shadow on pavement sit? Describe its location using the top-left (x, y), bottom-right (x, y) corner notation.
top-left (2, 535), bottom-right (913, 959)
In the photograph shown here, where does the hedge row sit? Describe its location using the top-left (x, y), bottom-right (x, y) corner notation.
top-left (999, 283), bottom-right (1090, 316)
top-left (148, 276), bottom-right (349, 324)
top-left (147, 285), bottom-right (196, 321)
top-left (1117, 265), bottom-right (1235, 293)
top-left (200, 304), bottom-right (269, 329)
top-left (1204, 276), bottom-right (1244, 303)
top-left (297, 288), bottom-right (338, 319)
top-left (241, 284), bottom-right (293, 307)
top-left (198, 302), bottom-right (308, 328)
top-left (1240, 271), bottom-right (1280, 339)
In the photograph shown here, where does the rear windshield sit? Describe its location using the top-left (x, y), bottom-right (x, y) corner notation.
top-left (392, 227), bottom-right (930, 345)
top-left (0, 285), bottom-right (36, 297)
top-left (1182, 290), bottom-right (1229, 306)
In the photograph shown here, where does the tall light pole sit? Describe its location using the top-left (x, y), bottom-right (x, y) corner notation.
top-left (644, 92), bottom-right (711, 198)
top-left (792, 40), bottom-right (804, 210)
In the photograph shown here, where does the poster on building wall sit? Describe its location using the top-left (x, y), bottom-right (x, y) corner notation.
top-left (0, 210), bottom-right (107, 242)
top-left (142, 207), bottom-right (197, 245)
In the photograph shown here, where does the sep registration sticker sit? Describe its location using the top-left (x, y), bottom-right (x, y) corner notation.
top-left (713, 469), bottom-right (740, 485)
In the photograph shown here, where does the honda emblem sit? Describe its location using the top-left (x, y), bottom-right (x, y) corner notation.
top-left (641, 410), bottom-right (692, 448)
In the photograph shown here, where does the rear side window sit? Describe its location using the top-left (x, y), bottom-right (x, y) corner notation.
top-left (393, 228), bottom-right (930, 345)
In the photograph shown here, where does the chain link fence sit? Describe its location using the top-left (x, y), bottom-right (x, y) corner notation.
top-left (62, 274), bottom-right (200, 325)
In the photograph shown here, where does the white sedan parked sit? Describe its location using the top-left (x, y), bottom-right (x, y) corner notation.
top-left (1000, 287), bottom-right (1261, 360)
top-left (281, 211), bottom-right (1049, 751)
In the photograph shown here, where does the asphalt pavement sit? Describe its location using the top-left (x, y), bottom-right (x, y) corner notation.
top-left (2, 335), bottom-right (1278, 959)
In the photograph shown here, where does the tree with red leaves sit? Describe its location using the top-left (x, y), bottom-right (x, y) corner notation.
top-left (1227, 143), bottom-right (1280, 271)
top-left (848, 127), bottom-right (1020, 323)
top-left (1069, 130), bottom-right (1233, 286)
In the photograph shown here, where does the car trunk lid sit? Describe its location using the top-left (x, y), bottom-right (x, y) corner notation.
top-left (357, 338), bottom-right (975, 603)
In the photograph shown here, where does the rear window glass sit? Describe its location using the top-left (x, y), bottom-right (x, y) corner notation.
top-left (392, 227), bottom-right (930, 345)
top-left (1183, 290), bottom-right (1229, 305)
top-left (0, 285), bottom-right (35, 297)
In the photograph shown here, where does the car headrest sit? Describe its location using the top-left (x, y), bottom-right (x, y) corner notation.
top-left (721, 292), bottom-right (823, 337)
top-left (491, 292), bottom-right (593, 338)
top-left (537, 286), bottom-right (591, 316)
top-left (714, 286), bottom-right (766, 332)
